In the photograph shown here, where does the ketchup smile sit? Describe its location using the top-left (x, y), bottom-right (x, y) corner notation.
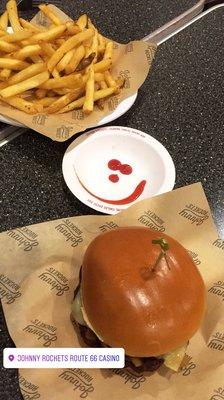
top-left (77, 174), bottom-right (147, 205)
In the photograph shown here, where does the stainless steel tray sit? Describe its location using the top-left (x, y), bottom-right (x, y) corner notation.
top-left (144, 0), bottom-right (205, 43)
top-left (158, 3), bottom-right (224, 44)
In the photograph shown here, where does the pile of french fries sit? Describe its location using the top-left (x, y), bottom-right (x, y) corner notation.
top-left (0, 1), bottom-right (124, 115)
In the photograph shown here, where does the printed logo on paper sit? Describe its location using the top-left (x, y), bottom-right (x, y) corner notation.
top-left (181, 355), bottom-right (196, 376)
top-left (58, 368), bottom-right (94, 398)
top-left (125, 43), bottom-right (133, 53)
top-left (32, 114), bottom-right (48, 126)
top-left (112, 368), bottom-right (146, 389)
top-left (72, 110), bottom-right (85, 120)
top-left (55, 219), bottom-right (83, 248)
top-left (56, 125), bottom-right (73, 140)
top-left (38, 266), bottom-right (70, 296)
top-left (107, 95), bottom-right (119, 111)
top-left (187, 250), bottom-right (201, 266)
top-left (0, 274), bottom-right (21, 305)
top-left (23, 319), bottom-right (57, 347)
top-left (179, 204), bottom-right (209, 226)
top-left (208, 281), bottom-right (224, 302)
top-left (99, 221), bottom-right (119, 232)
top-left (209, 387), bottom-right (224, 399)
top-left (213, 238), bottom-right (224, 251)
top-left (119, 70), bottom-right (131, 89)
top-left (19, 375), bottom-right (41, 400)
top-left (138, 210), bottom-right (165, 232)
top-left (145, 45), bottom-right (156, 65)
top-left (6, 226), bottom-right (39, 252)
top-left (208, 332), bottom-right (224, 351)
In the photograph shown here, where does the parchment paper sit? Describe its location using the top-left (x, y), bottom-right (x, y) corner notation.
top-left (0, 182), bottom-right (224, 400)
top-left (0, 5), bottom-right (156, 142)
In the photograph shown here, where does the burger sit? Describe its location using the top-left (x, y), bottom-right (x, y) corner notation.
top-left (71, 227), bottom-right (206, 372)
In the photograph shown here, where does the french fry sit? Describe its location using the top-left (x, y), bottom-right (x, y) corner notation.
top-left (94, 72), bottom-right (105, 82)
top-left (86, 31), bottom-right (98, 62)
top-left (93, 58), bottom-right (112, 72)
top-left (96, 79), bottom-right (107, 110)
top-left (83, 64), bottom-right (94, 114)
top-left (1, 95), bottom-right (43, 114)
top-left (52, 68), bottom-right (60, 78)
top-left (0, 71), bottom-right (49, 98)
top-left (0, 68), bottom-right (11, 81)
top-left (88, 19), bottom-right (97, 31)
top-left (0, 39), bottom-right (19, 53)
top-left (46, 90), bottom-right (55, 97)
top-left (65, 44), bottom-right (85, 74)
top-left (98, 33), bottom-right (106, 50)
top-left (58, 96), bottom-right (85, 113)
top-left (53, 88), bottom-right (73, 95)
top-left (28, 25), bottom-right (66, 44)
top-left (47, 28), bottom-right (94, 72)
top-left (76, 52), bottom-right (95, 72)
top-left (0, 30), bottom-right (6, 37)
top-left (59, 86), bottom-right (116, 113)
top-left (38, 4), bottom-right (63, 26)
top-left (0, 11), bottom-right (8, 31)
top-left (34, 97), bottom-right (58, 107)
top-left (104, 41), bottom-right (113, 60)
top-left (35, 88), bottom-right (47, 99)
top-left (0, 58), bottom-right (30, 70)
top-left (19, 18), bottom-right (44, 32)
top-left (46, 88), bottom-right (83, 113)
top-left (40, 42), bottom-right (55, 57)
top-left (65, 21), bottom-right (80, 35)
top-left (76, 14), bottom-right (88, 30)
top-left (2, 30), bottom-right (33, 43)
top-left (30, 54), bottom-right (44, 63)
top-left (8, 63), bottom-right (46, 84)
top-left (0, 81), bottom-right (8, 90)
top-left (55, 38), bottom-right (65, 47)
top-left (6, 0), bottom-right (22, 31)
top-left (39, 73), bottom-right (83, 90)
top-left (13, 45), bottom-right (42, 60)
top-left (104, 70), bottom-right (117, 87)
top-left (56, 49), bottom-right (74, 72)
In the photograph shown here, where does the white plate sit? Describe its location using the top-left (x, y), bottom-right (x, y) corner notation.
top-left (62, 126), bottom-right (176, 214)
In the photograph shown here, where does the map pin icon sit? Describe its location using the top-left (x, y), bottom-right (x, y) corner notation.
top-left (8, 354), bottom-right (14, 362)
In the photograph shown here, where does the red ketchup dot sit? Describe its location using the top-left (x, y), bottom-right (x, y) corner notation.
top-left (120, 164), bottom-right (133, 175)
top-left (109, 174), bottom-right (119, 183)
top-left (108, 159), bottom-right (121, 171)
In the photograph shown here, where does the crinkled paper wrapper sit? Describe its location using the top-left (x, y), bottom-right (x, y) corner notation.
top-left (0, 5), bottom-right (156, 141)
top-left (0, 182), bottom-right (224, 400)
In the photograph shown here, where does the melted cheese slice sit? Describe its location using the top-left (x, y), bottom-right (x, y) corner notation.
top-left (164, 344), bottom-right (187, 371)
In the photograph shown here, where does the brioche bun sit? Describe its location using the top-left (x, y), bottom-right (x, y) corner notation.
top-left (82, 227), bottom-right (206, 357)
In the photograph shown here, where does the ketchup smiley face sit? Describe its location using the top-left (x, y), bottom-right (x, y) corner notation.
top-left (76, 158), bottom-right (147, 206)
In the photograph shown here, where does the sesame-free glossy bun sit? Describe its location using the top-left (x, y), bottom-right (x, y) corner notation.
top-left (81, 227), bottom-right (206, 357)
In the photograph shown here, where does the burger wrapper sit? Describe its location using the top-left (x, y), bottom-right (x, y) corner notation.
top-left (0, 182), bottom-right (224, 400)
top-left (0, 5), bottom-right (156, 142)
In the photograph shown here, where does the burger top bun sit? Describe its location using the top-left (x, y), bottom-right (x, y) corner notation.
top-left (82, 227), bottom-right (206, 357)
